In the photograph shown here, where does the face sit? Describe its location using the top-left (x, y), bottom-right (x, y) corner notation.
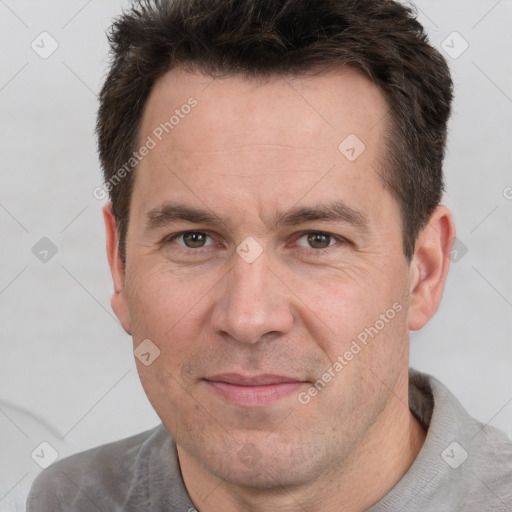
top-left (108, 67), bottom-right (423, 488)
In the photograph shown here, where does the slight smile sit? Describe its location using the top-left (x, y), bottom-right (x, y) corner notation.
top-left (204, 374), bottom-right (309, 407)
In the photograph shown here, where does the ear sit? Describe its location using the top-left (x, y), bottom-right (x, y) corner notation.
top-left (407, 205), bottom-right (455, 331)
top-left (103, 203), bottom-right (132, 334)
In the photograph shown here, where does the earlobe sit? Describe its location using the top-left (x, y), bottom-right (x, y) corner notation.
top-left (103, 203), bottom-right (132, 334)
top-left (407, 205), bottom-right (455, 331)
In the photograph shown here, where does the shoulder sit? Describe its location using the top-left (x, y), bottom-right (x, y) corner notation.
top-left (463, 417), bottom-right (512, 505)
top-left (26, 424), bottom-right (172, 512)
top-left (408, 369), bottom-right (512, 507)
top-left (371, 369), bottom-right (512, 511)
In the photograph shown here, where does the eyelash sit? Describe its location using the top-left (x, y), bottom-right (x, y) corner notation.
top-left (163, 230), bottom-right (348, 255)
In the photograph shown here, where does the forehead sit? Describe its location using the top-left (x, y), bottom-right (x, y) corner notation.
top-left (141, 65), bottom-right (388, 151)
top-left (133, 66), bottom-right (393, 225)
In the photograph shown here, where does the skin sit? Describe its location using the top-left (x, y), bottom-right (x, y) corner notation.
top-left (104, 66), bottom-right (455, 511)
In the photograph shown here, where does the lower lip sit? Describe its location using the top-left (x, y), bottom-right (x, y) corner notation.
top-left (205, 380), bottom-right (306, 407)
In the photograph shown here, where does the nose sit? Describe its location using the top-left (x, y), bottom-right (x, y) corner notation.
top-left (210, 250), bottom-right (294, 345)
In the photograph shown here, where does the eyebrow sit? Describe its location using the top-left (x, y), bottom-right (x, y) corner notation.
top-left (145, 200), bottom-right (369, 232)
top-left (146, 203), bottom-right (227, 230)
top-left (270, 201), bottom-right (369, 231)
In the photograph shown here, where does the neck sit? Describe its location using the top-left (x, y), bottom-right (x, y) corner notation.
top-left (178, 369), bottom-right (427, 512)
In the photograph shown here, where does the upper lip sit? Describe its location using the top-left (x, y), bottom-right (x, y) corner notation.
top-left (204, 373), bottom-right (305, 386)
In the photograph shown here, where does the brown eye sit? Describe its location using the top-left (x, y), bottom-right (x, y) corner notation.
top-left (174, 232), bottom-right (212, 248)
top-left (307, 233), bottom-right (331, 248)
top-left (297, 232), bottom-right (335, 249)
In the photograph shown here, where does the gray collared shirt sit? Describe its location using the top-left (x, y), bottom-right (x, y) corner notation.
top-left (26, 369), bottom-right (512, 511)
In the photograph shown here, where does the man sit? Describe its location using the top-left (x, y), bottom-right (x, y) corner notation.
top-left (27, 0), bottom-right (512, 510)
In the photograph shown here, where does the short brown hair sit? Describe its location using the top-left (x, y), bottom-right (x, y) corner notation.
top-left (97, 0), bottom-right (453, 261)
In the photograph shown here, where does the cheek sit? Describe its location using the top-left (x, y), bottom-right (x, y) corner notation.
top-left (301, 264), bottom-right (409, 368)
top-left (295, 265), bottom-right (393, 333)
top-left (126, 266), bottom-right (210, 422)
top-left (125, 262), bottom-right (214, 355)
top-left (126, 262), bottom-right (203, 320)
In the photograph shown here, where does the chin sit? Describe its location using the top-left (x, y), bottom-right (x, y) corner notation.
top-left (198, 433), bottom-right (326, 490)
top-left (213, 457), bottom-right (309, 490)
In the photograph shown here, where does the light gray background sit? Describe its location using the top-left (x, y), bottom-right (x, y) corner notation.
top-left (1, 0), bottom-right (511, 510)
